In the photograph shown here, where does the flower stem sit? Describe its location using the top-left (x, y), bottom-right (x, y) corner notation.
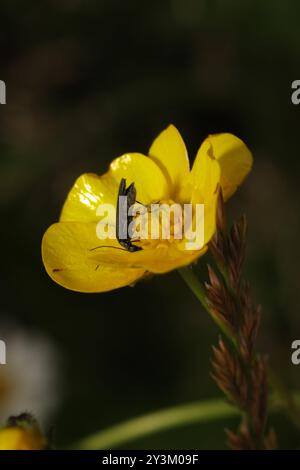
top-left (178, 267), bottom-right (208, 311)
top-left (178, 267), bottom-right (237, 348)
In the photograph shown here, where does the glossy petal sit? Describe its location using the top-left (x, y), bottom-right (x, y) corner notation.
top-left (188, 138), bottom-right (221, 244)
top-left (191, 139), bottom-right (221, 200)
top-left (42, 222), bottom-right (145, 292)
top-left (109, 153), bottom-right (169, 204)
top-left (90, 242), bottom-right (205, 274)
top-left (191, 133), bottom-right (253, 200)
top-left (192, 186), bottom-right (219, 246)
top-left (60, 172), bottom-right (118, 223)
top-left (148, 125), bottom-right (190, 198)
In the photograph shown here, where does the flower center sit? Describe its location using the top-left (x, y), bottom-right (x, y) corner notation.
top-left (132, 199), bottom-right (185, 249)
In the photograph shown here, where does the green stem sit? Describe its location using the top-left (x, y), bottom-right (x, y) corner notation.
top-left (73, 393), bottom-right (300, 450)
top-left (73, 399), bottom-right (238, 450)
top-left (178, 267), bottom-right (237, 348)
top-left (178, 267), bottom-right (209, 311)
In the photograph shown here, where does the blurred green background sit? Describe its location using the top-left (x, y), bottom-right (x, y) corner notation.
top-left (0, 0), bottom-right (300, 449)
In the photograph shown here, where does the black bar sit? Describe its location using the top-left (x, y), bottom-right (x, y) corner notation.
top-left (0, 449), bottom-right (296, 467)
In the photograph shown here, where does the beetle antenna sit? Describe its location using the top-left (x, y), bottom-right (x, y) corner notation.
top-left (89, 245), bottom-right (128, 252)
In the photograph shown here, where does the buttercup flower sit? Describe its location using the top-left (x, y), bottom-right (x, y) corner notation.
top-left (42, 125), bottom-right (252, 293)
top-left (0, 413), bottom-right (46, 450)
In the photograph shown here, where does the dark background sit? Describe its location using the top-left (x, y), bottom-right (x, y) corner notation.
top-left (0, 0), bottom-right (300, 449)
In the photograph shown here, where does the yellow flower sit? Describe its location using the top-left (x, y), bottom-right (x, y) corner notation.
top-left (0, 414), bottom-right (46, 450)
top-left (42, 125), bottom-right (252, 293)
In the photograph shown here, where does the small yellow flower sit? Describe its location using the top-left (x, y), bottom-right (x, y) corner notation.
top-left (42, 125), bottom-right (252, 293)
top-left (0, 414), bottom-right (46, 450)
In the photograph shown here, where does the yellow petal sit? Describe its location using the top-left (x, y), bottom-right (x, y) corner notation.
top-left (191, 139), bottom-right (221, 199)
top-left (0, 427), bottom-right (45, 450)
top-left (192, 186), bottom-right (219, 246)
top-left (42, 222), bottom-right (145, 293)
top-left (192, 133), bottom-right (253, 200)
top-left (60, 172), bottom-right (118, 223)
top-left (148, 125), bottom-right (190, 199)
top-left (109, 152), bottom-right (169, 204)
top-left (90, 242), bottom-right (205, 274)
top-left (189, 139), bottom-right (221, 244)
